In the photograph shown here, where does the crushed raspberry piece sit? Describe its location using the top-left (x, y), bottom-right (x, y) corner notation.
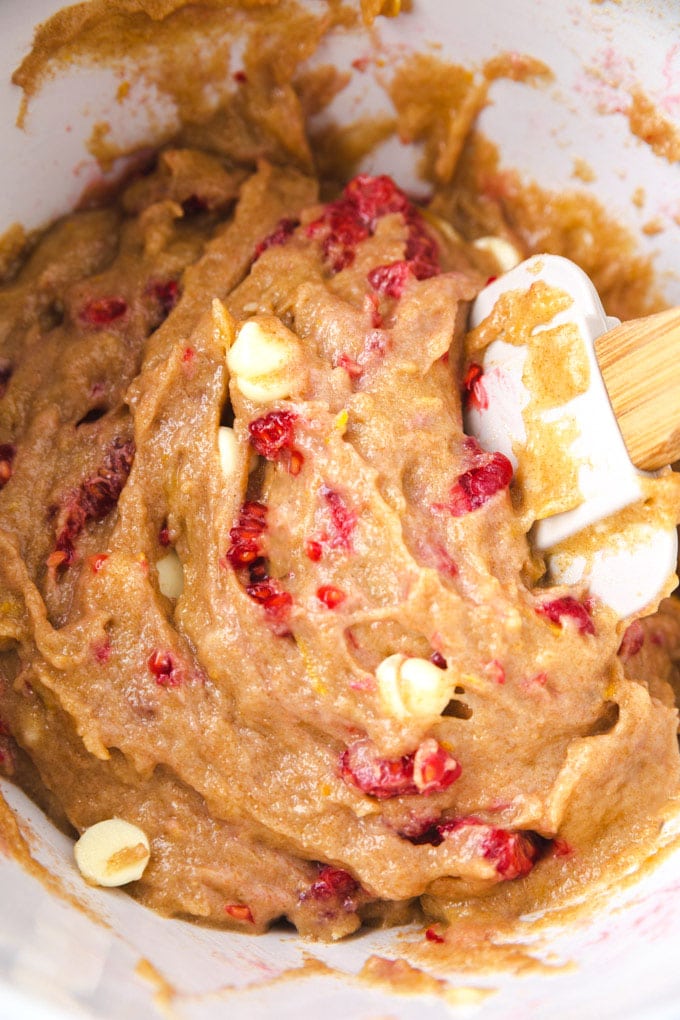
top-left (253, 217), bottom-right (298, 261)
top-left (430, 651), bottom-right (447, 670)
top-left (322, 486), bottom-right (358, 551)
top-left (316, 585), bottom-right (346, 609)
top-left (181, 346), bottom-right (195, 363)
top-left (447, 450), bottom-right (513, 516)
top-left (0, 360), bottom-right (12, 399)
top-left (0, 443), bottom-right (16, 489)
top-left (412, 738), bottom-right (462, 795)
top-left (425, 926), bottom-right (445, 944)
top-left (427, 542), bottom-right (458, 578)
top-left (246, 578), bottom-right (293, 621)
top-left (87, 553), bottom-right (109, 573)
top-left (336, 353), bottom-right (363, 379)
top-left (463, 362), bottom-right (488, 411)
top-left (93, 639), bottom-right (111, 664)
top-left (306, 865), bottom-right (359, 906)
top-left (79, 296), bottom-right (128, 328)
top-left (306, 174), bottom-right (421, 274)
top-left (618, 619), bottom-right (644, 659)
top-left (224, 903), bottom-right (254, 922)
top-left (407, 816), bottom-right (542, 879)
top-left (536, 596), bottom-right (595, 636)
top-left (225, 501), bottom-right (268, 569)
top-left (552, 837), bottom-right (574, 858)
top-left (343, 174), bottom-right (412, 225)
top-left (367, 196), bottom-right (440, 298)
top-left (50, 438), bottom-right (134, 570)
top-left (478, 824), bottom-right (541, 879)
top-left (232, 70), bottom-right (248, 84)
top-left (367, 260), bottom-right (413, 298)
top-left (226, 501), bottom-right (293, 623)
top-left (159, 523), bottom-right (171, 547)
top-left (341, 740), bottom-right (419, 799)
top-left (148, 649), bottom-right (182, 688)
top-left (249, 410), bottom-right (298, 460)
top-left (305, 539), bottom-right (323, 562)
top-left (484, 659), bottom-right (505, 685)
top-left (149, 279), bottom-right (179, 319)
top-left (341, 738), bottom-right (460, 800)
top-left (248, 410), bottom-right (305, 474)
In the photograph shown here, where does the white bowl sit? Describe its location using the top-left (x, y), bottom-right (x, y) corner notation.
top-left (1, 2), bottom-right (679, 1018)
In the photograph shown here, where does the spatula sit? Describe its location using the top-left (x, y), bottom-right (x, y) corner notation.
top-left (465, 254), bottom-right (679, 618)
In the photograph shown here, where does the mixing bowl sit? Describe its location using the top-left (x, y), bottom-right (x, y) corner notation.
top-left (0, 2), bottom-right (679, 1017)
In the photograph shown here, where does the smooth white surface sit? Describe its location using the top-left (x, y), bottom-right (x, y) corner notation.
top-left (1, 1), bottom-right (680, 1018)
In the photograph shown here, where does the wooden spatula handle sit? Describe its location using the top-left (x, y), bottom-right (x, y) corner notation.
top-left (594, 308), bottom-right (680, 472)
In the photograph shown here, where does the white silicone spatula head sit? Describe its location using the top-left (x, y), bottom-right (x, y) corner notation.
top-left (466, 254), bottom-right (678, 619)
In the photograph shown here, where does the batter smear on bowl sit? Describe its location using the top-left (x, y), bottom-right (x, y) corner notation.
top-left (1, 0), bottom-right (680, 945)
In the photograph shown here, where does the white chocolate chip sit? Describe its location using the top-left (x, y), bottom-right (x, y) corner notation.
top-left (156, 549), bottom-right (184, 599)
top-left (472, 236), bottom-right (523, 273)
top-left (218, 425), bottom-right (239, 478)
top-left (227, 316), bottom-right (307, 402)
top-left (74, 819), bottom-right (150, 887)
top-left (376, 654), bottom-right (451, 720)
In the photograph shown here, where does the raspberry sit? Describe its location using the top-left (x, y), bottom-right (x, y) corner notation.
top-left (253, 217), bottom-right (298, 261)
top-left (248, 410), bottom-right (296, 459)
top-left (248, 411), bottom-right (304, 475)
top-left (225, 501), bottom-right (293, 624)
top-left (341, 738), bottom-right (460, 799)
top-left (0, 443), bottom-right (16, 489)
top-left (322, 487), bottom-right (357, 551)
top-left (447, 451), bottom-right (513, 515)
top-left (51, 438), bottom-right (134, 569)
top-left (225, 501), bottom-right (268, 569)
top-left (367, 261), bottom-right (413, 298)
top-left (148, 649), bottom-right (182, 688)
top-left (618, 619), bottom-right (644, 659)
top-left (462, 362), bottom-right (488, 411)
top-left (341, 740), bottom-right (418, 799)
top-left (336, 353), bottom-right (363, 379)
top-left (79, 296), bottom-right (128, 327)
top-left (316, 585), bottom-right (346, 608)
top-left (149, 279), bottom-right (179, 319)
top-left (413, 738), bottom-right (462, 795)
top-left (245, 578), bottom-right (293, 621)
top-left (306, 174), bottom-right (424, 274)
top-left (478, 823), bottom-right (540, 879)
top-left (305, 865), bottom-right (359, 906)
top-left (407, 816), bottom-right (542, 880)
top-left (536, 596), bottom-right (595, 636)
top-left (305, 539), bottom-right (323, 562)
